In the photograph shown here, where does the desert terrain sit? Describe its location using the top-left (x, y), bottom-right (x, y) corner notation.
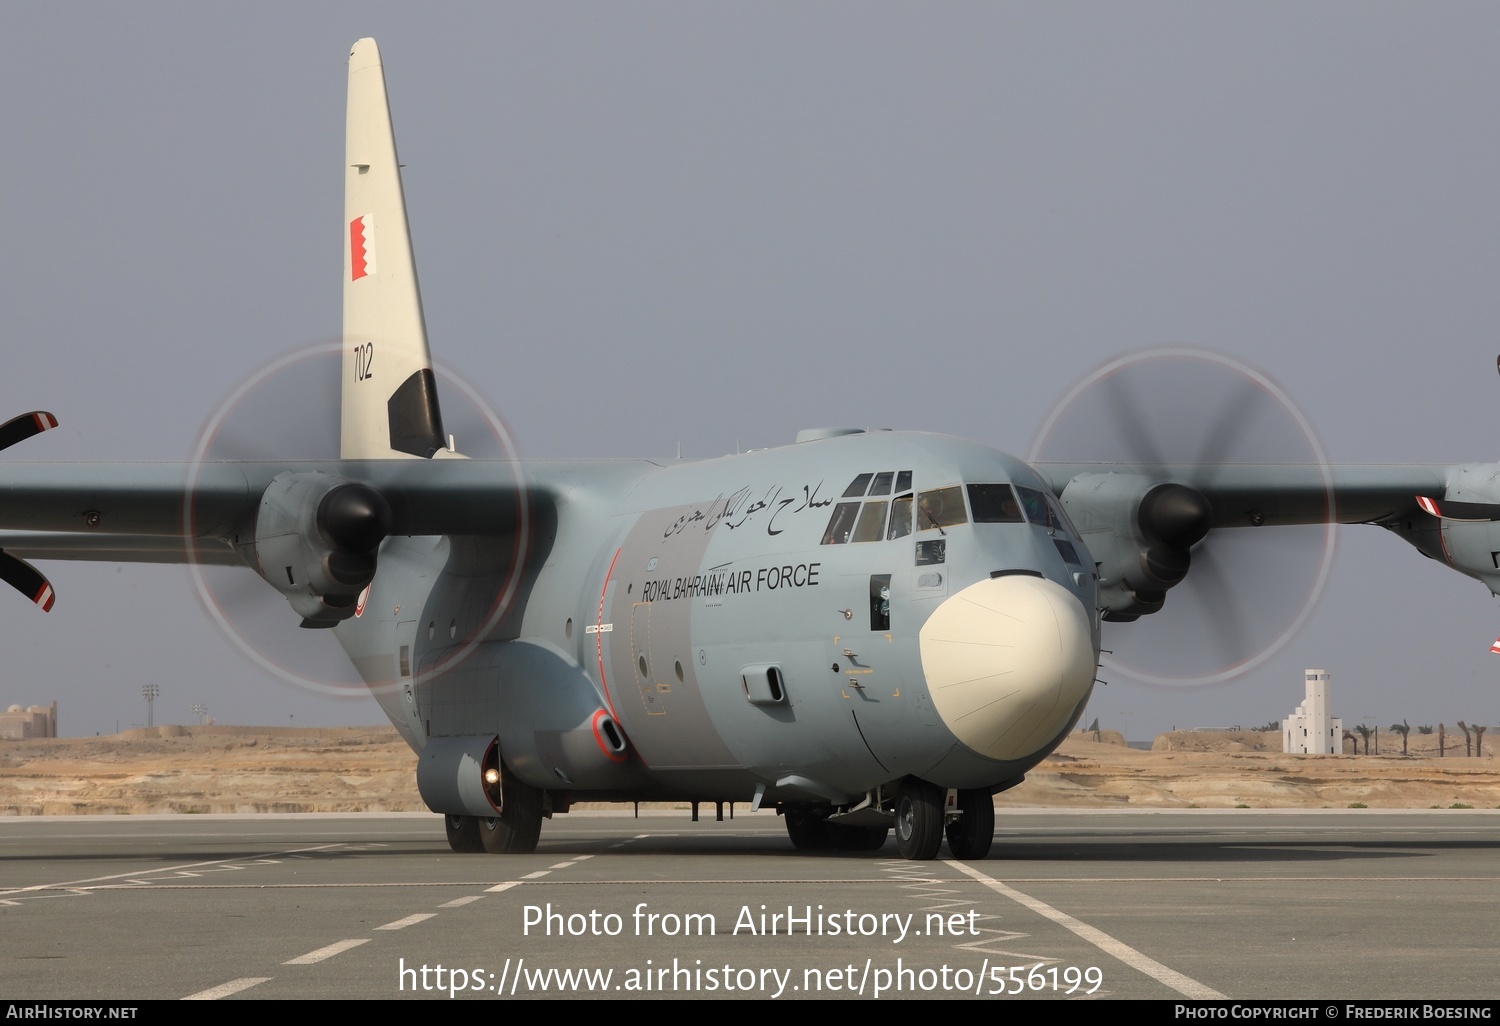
top-left (3, 725), bottom-right (1498, 816)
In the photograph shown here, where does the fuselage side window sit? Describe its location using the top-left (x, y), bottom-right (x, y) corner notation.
top-left (916, 538), bottom-right (946, 565)
top-left (968, 483), bottom-right (1024, 523)
top-left (888, 494), bottom-right (914, 540)
top-left (916, 486), bottom-right (967, 531)
top-left (821, 502), bottom-right (860, 545)
top-left (870, 574), bottom-right (892, 631)
top-left (852, 500), bottom-right (889, 543)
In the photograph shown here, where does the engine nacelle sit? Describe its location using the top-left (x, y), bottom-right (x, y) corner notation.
top-left (1387, 463), bottom-right (1500, 596)
top-left (1058, 473), bottom-right (1212, 619)
top-left (246, 471), bottom-right (392, 626)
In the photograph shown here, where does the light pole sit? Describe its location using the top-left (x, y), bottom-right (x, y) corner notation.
top-left (192, 703), bottom-right (207, 726)
top-left (142, 684), bottom-right (160, 728)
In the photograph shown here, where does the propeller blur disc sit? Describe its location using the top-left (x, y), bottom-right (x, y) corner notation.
top-left (1030, 347), bottom-right (1337, 687)
top-left (185, 343), bottom-right (524, 698)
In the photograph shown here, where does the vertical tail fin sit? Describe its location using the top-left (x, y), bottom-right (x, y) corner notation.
top-left (341, 38), bottom-right (447, 459)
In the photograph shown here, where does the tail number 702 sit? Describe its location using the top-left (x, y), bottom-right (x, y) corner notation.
top-left (354, 342), bottom-right (375, 381)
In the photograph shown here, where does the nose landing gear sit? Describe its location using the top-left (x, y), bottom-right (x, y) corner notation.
top-left (944, 788), bottom-right (995, 861)
top-left (894, 778), bottom-right (944, 860)
top-left (894, 779), bottom-right (995, 861)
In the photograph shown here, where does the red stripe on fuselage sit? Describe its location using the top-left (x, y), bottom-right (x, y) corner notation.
top-left (590, 708), bottom-right (627, 764)
top-left (596, 547), bottom-right (621, 719)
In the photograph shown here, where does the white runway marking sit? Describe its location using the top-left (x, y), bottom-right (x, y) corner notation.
top-left (947, 859), bottom-right (1225, 999)
top-left (283, 938), bottom-right (370, 964)
top-left (182, 977), bottom-right (270, 1000)
top-left (439, 895), bottom-right (483, 907)
top-left (0, 843), bottom-right (341, 896)
top-left (486, 881), bottom-right (521, 893)
top-left (376, 912), bottom-right (436, 930)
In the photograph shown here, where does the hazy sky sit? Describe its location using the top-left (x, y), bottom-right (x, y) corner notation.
top-left (5, 3), bottom-right (1500, 741)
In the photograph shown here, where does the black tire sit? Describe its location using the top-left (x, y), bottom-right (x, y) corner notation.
top-left (783, 808), bottom-right (832, 850)
top-left (829, 824), bottom-right (890, 852)
top-left (444, 813), bottom-right (484, 853)
top-left (944, 788), bottom-right (995, 860)
top-left (478, 776), bottom-right (544, 855)
top-left (894, 778), bottom-right (944, 860)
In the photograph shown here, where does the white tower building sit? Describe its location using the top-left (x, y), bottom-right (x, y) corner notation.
top-left (1283, 669), bottom-right (1342, 755)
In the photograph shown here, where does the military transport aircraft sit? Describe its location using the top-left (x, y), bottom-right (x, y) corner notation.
top-left (0, 39), bottom-right (1491, 861)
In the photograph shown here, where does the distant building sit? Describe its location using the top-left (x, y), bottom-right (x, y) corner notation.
top-left (0, 701), bottom-right (57, 739)
top-left (1282, 670), bottom-right (1341, 755)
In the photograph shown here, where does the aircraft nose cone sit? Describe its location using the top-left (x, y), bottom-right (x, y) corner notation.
top-left (919, 575), bottom-right (1097, 762)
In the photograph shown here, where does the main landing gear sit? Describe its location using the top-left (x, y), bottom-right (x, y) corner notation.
top-left (443, 777), bottom-right (545, 855)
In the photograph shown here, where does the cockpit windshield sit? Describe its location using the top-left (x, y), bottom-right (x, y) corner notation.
top-left (916, 486), bottom-right (968, 531)
top-left (966, 483), bottom-right (1025, 523)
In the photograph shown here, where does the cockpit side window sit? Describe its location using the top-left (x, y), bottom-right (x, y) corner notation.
top-left (842, 473), bottom-right (874, 498)
top-left (851, 500), bottom-right (889, 543)
top-left (1013, 486), bottom-right (1050, 525)
top-left (967, 483), bottom-right (1024, 523)
top-left (916, 486), bottom-right (968, 531)
top-left (821, 502), bottom-right (860, 545)
top-left (1045, 492), bottom-right (1081, 537)
top-left (823, 471), bottom-right (922, 544)
top-left (888, 494), bottom-right (914, 540)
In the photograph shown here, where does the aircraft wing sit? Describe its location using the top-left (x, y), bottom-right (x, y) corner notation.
top-left (0, 460), bottom-right (536, 541)
top-left (0, 458), bottom-right (553, 619)
top-left (1033, 461), bottom-right (1451, 527)
top-left (1032, 459), bottom-right (1500, 621)
top-left (0, 533), bottom-right (242, 565)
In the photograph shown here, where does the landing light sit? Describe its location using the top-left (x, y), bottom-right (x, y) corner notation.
top-left (484, 767), bottom-right (500, 786)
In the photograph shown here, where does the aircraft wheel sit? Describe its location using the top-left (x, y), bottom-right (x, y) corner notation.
top-left (478, 778), bottom-right (544, 855)
top-left (829, 824), bottom-right (889, 852)
top-left (944, 789), bottom-right (995, 860)
top-left (444, 813), bottom-right (483, 853)
top-left (783, 808), bottom-right (832, 850)
top-left (894, 779), bottom-right (944, 860)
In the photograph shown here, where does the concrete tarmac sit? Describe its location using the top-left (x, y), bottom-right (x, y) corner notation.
top-left (1, 810), bottom-right (1497, 1001)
